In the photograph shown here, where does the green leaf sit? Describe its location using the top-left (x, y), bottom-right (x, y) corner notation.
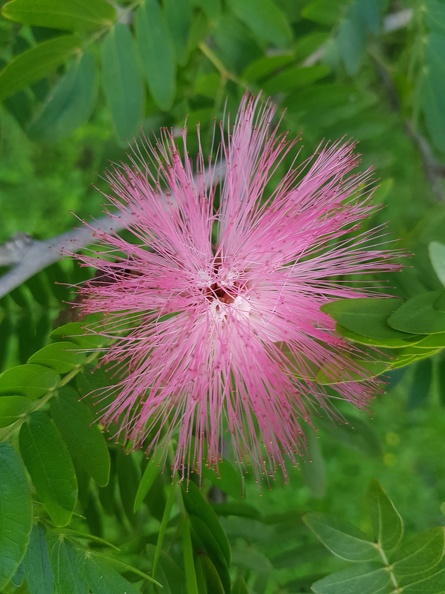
top-left (0, 443), bottom-right (33, 590)
top-left (50, 387), bottom-right (110, 486)
top-left (193, 0), bottom-right (221, 20)
top-left (425, 0), bottom-right (445, 35)
top-left (302, 0), bottom-right (348, 25)
top-left (19, 412), bottom-right (78, 526)
top-left (227, 0), bottom-right (292, 48)
top-left (0, 395), bottom-right (33, 427)
top-left (429, 242), bottom-right (445, 287)
top-left (231, 547), bottom-right (272, 572)
top-left (213, 14), bottom-right (262, 73)
top-left (335, 324), bottom-right (421, 348)
top-left (49, 537), bottom-right (89, 594)
top-left (409, 358), bottom-right (433, 408)
top-left (23, 525), bottom-right (54, 594)
top-left (182, 518), bottom-right (199, 594)
top-left (164, 0), bottom-right (191, 66)
top-left (388, 291), bottom-right (445, 334)
top-left (263, 64), bottom-right (330, 94)
top-left (135, 0), bottom-right (176, 111)
top-left (0, 364), bottom-right (60, 399)
top-left (197, 555), bottom-right (225, 594)
top-left (116, 451), bottom-right (141, 525)
top-left (189, 515), bottom-right (231, 593)
top-left (133, 453), bottom-right (163, 512)
top-left (80, 553), bottom-right (141, 594)
top-left (231, 575), bottom-right (250, 594)
top-left (435, 292), bottom-right (445, 313)
top-left (321, 298), bottom-right (408, 340)
top-left (211, 502), bottom-right (262, 521)
top-left (0, 35), bottom-right (81, 102)
top-left (316, 355), bottom-right (390, 384)
top-left (2, 0), bottom-right (116, 31)
top-left (146, 545), bottom-right (185, 594)
top-left (242, 54), bottom-right (295, 83)
top-left (152, 479), bottom-right (178, 578)
top-left (420, 33), bottom-right (445, 153)
top-left (201, 458), bottom-right (243, 499)
top-left (28, 341), bottom-right (86, 373)
top-left (182, 481), bottom-right (231, 566)
top-left (27, 52), bottom-right (97, 141)
top-left (101, 23), bottom-right (145, 144)
top-left (392, 528), bottom-right (444, 579)
top-left (50, 322), bottom-right (105, 349)
top-left (401, 566), bottom-right (445, 593)
top-left (367, 479), bottom-right (403, 552)
top-left (303, 512), bottom-right (379, 562)
top-left (311, 563), bottom-right (391, 594)
top-left (412, 332), bottom-right (445, 349)
top-left (11, 562), bottom-right (24, 588)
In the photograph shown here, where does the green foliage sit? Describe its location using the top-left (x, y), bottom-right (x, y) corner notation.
top-left (101, 23), bottom-right (145, 143)
top-left (2, 0), bottom-right (116, 31)
top-left (306, 481), bottom-right (445, 593)
top-left (0, 35), bottom-right (81, 102)
top-left (322, 293), bottom-right (445, 372)
top-left (135, 0), bottom-right (176, 112)
top-left (0, 443), bottom-right (32, 589)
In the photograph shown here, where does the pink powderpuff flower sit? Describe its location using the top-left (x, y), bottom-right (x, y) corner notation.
top-left (76, 94), bottom-right (400, 482)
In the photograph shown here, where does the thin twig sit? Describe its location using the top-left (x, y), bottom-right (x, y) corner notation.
top-left (0, 215), bottom-right (124, 299)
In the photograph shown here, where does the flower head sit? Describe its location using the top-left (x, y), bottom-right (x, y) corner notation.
top-left (77, 94), bottom-right (399, 482)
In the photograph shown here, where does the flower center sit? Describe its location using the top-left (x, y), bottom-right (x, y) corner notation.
top-left (205, 282), bottom-right (237, 304)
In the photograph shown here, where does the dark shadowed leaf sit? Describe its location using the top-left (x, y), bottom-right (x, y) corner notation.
top-left (19, 412), bottom-right (78, 526)
top-left (49, 538), bottom-right (89, 594)
top-left (408, 358), bottom-right (433, 408)
top-left (27, 52), bottom-right (97, 141)
top-left (80, 553), bottom-right (141, 594)
top-left (182, 481), bottom-right (231, 566)
top-left (231, 575), bottom-right (250, 594)
top-left (23, 525), bottom-right (53, 594)
top-left (196, 555), bottom-right (225, 594)
top-left (0, 443), bottom-right (33, 590)
top-left (201, 457), bottom-right (243, 499)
